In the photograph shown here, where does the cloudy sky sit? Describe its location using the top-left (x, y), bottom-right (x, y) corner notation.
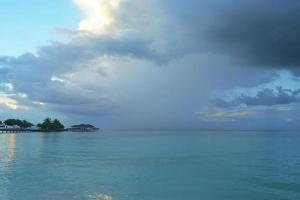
top-left (1, 0), bottom-right (300, 129)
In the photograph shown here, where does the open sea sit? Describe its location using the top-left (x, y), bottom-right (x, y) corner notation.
top-left (1, 130), bottom-right (300, 200)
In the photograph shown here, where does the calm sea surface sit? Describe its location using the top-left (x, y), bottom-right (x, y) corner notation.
top-left (1, 131), bottom-right (300, 200)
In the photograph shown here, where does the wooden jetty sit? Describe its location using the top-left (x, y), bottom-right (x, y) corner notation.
top-left (0, 129), bottom-right (68, 134)
top-left (0, 128), bottom-right (31, 134)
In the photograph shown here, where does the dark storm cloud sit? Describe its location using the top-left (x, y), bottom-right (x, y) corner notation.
top-left (159, 0), bottom-right (300, 73)
top-left (209, 1), bottom-right (300, 68)
top-left (215, 87), bottom-right (300, 108)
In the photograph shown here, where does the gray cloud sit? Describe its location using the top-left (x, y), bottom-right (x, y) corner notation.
top-left (0, 31), bottom-right (163, 114)
top-left (3, 0), bottom-right (300, 75)
top-left (209, 1), bottom-right (300, 68)
top-left (1, 0), bottom-right (300, 129)
top-left (155, 0), bottom-right (300, 73)
top-left (215, 87), bottom-right (300, 108)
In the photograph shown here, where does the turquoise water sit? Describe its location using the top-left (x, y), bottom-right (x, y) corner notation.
top-left (1, 131), bottom-right (300, 200)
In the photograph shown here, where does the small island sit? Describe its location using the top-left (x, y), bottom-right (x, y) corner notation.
top-left (0, 118), bottom-right (99, 133)
top-left (68, 124), bottom-right (99, 132)
top-left (36, 118), bottom-right (65, 132)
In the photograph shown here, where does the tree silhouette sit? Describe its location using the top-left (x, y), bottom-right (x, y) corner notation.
top-left (37, 118), bottom-right (64, 130)
top-left (4, 119), bottom-right (33, 128)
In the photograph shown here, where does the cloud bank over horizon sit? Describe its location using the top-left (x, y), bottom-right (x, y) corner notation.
top-left (1, 0), bottom-right (300, 129)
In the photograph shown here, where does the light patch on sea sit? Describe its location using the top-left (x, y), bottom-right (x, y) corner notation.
top-left (86, 193), bottom-right (113, 200)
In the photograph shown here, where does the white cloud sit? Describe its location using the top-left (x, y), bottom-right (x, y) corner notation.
top-left (74, 0), bottom-right (121, 34)
top-left (51, 75), bottom-right (67, 84)
top-left (0, 94), bottom-right (29, 110)
top-left (0, 83), bottom-right (14, 92)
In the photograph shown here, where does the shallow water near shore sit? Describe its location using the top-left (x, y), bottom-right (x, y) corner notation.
top-left (1, 130), bottom-right (300, 200)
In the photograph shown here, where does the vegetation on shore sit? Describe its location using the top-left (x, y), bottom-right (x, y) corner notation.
top-left (71, 124), bottom-right (96, 129)
top-left (1, 118), bottom-right (98, 132)
top-left (37, 118), bottom-right (65, 131)
top-left (1, 119), bottom-right (34, 128)
top-left (0, 118), bottom-right (64, 131)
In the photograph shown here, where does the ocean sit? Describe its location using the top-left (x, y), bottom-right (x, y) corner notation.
top-left (1, 131), bottom-right (300, 200)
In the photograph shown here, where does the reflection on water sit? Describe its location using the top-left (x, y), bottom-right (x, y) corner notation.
top-left (0, 134), bottom-right (16, 200)
top-left (7, 134), bottom-right (16, 161)
top-left (86, 193), bottom-right (113, 200)
top-left (0, 134), bottom-right (16, 171)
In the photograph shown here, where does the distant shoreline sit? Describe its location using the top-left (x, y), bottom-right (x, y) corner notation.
top-left (0, 128), bottom-right (99, 133)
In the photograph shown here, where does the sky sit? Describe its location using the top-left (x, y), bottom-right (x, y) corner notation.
top-left (1, 0), bottom-right (300, 129)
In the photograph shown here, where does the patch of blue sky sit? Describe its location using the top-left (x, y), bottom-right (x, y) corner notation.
top-left (0, 0), bottom-right (81, 56)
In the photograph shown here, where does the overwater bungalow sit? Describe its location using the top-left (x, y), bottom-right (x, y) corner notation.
top-left (68, 124), bottom-right (99, 132)
top-left (0, 124), bottom-right (6, 129)
top-left (0, 124), bottom-right (26, 133)
top-left (0, 125), bottom-right (21, 130)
